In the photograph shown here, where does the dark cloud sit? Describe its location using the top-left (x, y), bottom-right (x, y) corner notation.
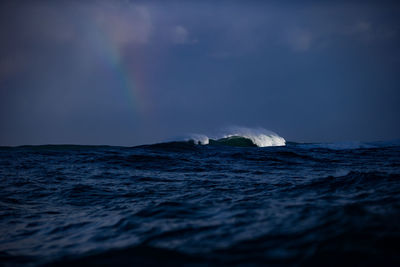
top-left (0, 1), bottom-right (399, 145)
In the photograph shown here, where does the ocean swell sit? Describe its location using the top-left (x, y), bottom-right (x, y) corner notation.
top-left (187, 127), bottom-right (286, 147)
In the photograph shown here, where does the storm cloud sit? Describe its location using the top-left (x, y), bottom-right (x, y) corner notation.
top-left (0, 0), bottom-right (399, 145)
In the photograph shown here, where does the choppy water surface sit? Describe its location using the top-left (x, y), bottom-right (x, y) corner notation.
top-left (1, 142), bottom-right (400, 266)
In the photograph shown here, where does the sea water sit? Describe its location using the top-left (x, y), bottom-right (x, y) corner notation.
top-left (0, 137), bottom-right (399, 265)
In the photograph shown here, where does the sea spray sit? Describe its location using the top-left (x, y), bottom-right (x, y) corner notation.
top-left (222, 126), bottom-right (286, 147)
top-left (186, 126), bottom-right (286, 147)
top-left (187, 134), bottom-right (209, 145)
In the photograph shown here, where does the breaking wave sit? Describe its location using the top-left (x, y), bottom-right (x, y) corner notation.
top-left (141, 127), bottom-right (285, 148)
top-left (186, 127), bottom-right (286, 147)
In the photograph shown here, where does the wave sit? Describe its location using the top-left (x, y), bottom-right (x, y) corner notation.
top-left (186, 127), bottom-right (286, 147)
top-left (138, 127), bottom-right (285, 148)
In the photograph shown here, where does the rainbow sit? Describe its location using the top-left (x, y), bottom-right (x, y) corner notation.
top-left (87, 17), bottom-right (151, 120)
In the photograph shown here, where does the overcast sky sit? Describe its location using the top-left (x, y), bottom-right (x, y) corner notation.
top-left (0, 0), bottom-right (399, 146)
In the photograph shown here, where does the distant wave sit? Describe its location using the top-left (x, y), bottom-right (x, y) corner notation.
top-left (142, 127), bottom-right (286, 148)
top-left (186, 127), bottom-right (286, 147)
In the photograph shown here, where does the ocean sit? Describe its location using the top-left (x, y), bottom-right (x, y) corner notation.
top-left (1, 135), bottom-right (400, 266)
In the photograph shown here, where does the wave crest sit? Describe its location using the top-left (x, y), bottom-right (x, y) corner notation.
top-left (187, 127), bottom-right (285, 147)
top-left (187, 134), bottom-right (209, 145)
top-left (223, 127), bottom-right (286, 147)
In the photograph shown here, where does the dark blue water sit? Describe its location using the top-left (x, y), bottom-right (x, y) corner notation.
top-left (1, 141), bottom-right (400, 266)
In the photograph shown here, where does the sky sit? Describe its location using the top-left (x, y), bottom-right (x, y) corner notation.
top-left (0, 0), bottom-right (399, 146)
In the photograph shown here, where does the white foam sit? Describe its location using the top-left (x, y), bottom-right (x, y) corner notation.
top-left (182, 127), bottom-right (285, 147)
top-left (222, 126), bottom-right (286, 147)
top-left (187, 134), bottom-right (209, 145)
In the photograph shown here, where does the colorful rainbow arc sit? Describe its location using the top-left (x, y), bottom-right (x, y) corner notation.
top-left (88, 19), bottom-right (150, 119)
